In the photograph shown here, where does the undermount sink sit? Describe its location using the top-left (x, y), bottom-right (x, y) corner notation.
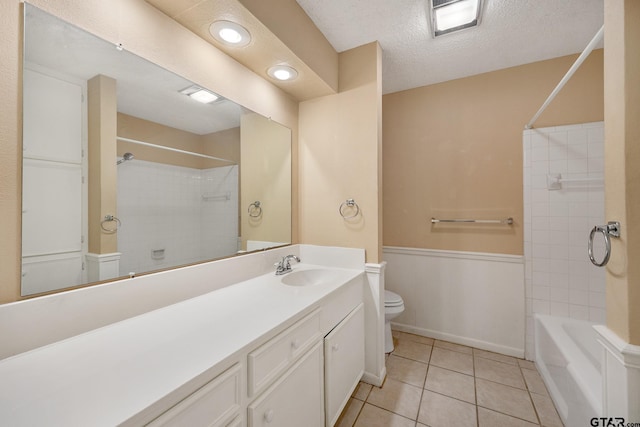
top-left (280, 269), bottom-right (341, 287)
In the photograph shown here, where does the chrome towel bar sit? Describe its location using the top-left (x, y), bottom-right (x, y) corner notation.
top-left (431, 217), bottom-right (513, 225)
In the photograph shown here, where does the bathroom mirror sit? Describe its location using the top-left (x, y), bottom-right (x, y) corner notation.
top-left (21, 4), bottom-right (291, 296)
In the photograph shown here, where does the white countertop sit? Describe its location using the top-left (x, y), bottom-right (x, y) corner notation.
top-left (0, 264), bottom-right (363, 426)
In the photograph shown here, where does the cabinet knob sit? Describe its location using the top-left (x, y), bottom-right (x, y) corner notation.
top-left (291, 339), bottom-right (299, 350)
top-left (264, 409), bottom-right (274, 423)
top-left (332, 344), bottom-right (339, 352)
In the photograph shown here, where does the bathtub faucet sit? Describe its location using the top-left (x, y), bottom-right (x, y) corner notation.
top-left (275, 255), bottom-right (300, 275)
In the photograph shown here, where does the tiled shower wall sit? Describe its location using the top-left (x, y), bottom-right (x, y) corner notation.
top-left (117, 161), bottom-right (238, 276)
top-left (523, 122), bottom-right (605, 359)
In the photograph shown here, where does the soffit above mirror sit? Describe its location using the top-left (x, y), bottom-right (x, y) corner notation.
top-left (145, 0), bottom-right (338, 102)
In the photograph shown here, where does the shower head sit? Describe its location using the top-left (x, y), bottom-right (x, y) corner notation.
top-left (116, 152), bottom-right (134, 165)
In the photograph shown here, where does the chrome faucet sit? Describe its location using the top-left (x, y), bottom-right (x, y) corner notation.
top-left (275, 255), bottom-right (300, 275)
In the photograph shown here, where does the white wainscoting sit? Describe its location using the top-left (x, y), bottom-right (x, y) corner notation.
top-left (384, 246), bottom-right (525, 357)
top-left (595, 325), bottom-right (640, 420)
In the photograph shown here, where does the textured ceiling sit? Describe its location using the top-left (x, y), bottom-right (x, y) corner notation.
top-left (296, 0), bottom-right (604, 94)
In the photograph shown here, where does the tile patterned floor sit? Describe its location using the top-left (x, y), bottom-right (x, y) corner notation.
top-left (336, 330), bottom-right (564, 427)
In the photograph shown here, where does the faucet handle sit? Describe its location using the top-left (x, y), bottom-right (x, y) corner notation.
top-left (274, 255), bottom-right (300, 275)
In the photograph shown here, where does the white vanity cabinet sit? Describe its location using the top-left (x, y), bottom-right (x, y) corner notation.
top-left (248, 309), bottom-right (322, 398)
top-left (324, 303), bottom-right (365, 427)
top-left (0, 261), bottom-right (368, 427)
top-left (248, 341), bottom-right (324, 427)
top-left (247, 309), bottom-right (324, 426)
top-left (146, 286), bottom-right (363, 427)
top-left (147, 364), bottom-right (242, 427)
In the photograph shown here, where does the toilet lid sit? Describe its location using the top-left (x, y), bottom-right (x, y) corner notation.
top-left (385, 290), bottom-right (403, 306)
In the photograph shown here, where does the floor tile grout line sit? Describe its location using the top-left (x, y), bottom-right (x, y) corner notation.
top-left (473, 350), bottom-right (479, 427)
top-left (474, 364), bottom-right (544, 426)
top-left (473, 354), bottom-right (520, 367)
top-left (433, 343), bottom-right (474, 356)
top-left (475, 375), bottom-right (534, 393)
top-left (476, 403), bottom-right (543, 426)
top-left (424, 364), bottom-right (475, 378)
top-left (415, 351), bottom-right (429, 424)
top-left (415, 341), bottom-right (435, 427)
top-left (521, 365), bottom-right (544, 426)
top-left (421, 385), bottom-right (477, 406)
top-left (389, 353), bottom-right (430, 366)
top-left (350, 398), bottom-right (366, 427)
top-left (360, 400), bottom-right (420, 424)
top-left (388, 334), bottom-right (559, 426)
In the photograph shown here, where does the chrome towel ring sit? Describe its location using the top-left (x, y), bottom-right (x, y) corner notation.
top-left (100, 214), bottom-right (121, 233)
top-left (588, 221), bottom-right (620, 267)
top-left (339, 199), bottom-right (360, 219)
top-left (248, 201), bottom-right (262, 218)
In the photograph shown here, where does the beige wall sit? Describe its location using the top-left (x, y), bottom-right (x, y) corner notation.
top-left (0, 0), bottom-right (298, 304)
top-left (117, 113), bottom-right (240, 169)
top-left (604, 0), bottom-right (640, 345)
top-left (240, 113), bottom-right (292, 248)
top-left (383, 50), bottom-right (604, 255)
top-left (202, 127), bottom-right (242, 166)
top-left (299, 42), bottom-right (383, 263)
top-left (87, 75), bottom-right (118, 255)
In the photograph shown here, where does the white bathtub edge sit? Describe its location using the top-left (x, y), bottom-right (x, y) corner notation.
top-left (594, 325), bottom-right (640, 420)
top-left (534, 314), bottom-right (602, 424)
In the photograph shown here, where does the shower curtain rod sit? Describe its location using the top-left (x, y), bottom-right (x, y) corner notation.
top-left (116, 136), bottom-right (236, 164)
top-left (525, 25), bottom-right (604, 130)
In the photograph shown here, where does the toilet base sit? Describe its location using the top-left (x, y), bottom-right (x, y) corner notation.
top-left (385, 320), bottom-right (394, 353)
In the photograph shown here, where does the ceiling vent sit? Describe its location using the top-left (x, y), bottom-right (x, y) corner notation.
top-left (429, 0), bottom-right (483, 37)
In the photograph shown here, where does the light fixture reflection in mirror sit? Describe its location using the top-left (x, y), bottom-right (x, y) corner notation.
top-left (21, 5), bottom-right (292, 297)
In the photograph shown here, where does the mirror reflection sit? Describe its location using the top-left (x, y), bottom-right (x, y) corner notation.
top-left (21, 4), bottom-right (291, 296)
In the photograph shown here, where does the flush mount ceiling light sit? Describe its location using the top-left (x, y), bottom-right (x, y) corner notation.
top-left (209, 20), bottom-right (251, 47)
top-left (267, 65), bottom-right (298, 81)
top-left (179, 85), bottom-right (220, 104)
top-left (429, 0), bottom-right (482, 37)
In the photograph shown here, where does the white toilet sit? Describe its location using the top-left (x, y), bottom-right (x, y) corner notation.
top-left (384, 290), bottom-right (405, 353)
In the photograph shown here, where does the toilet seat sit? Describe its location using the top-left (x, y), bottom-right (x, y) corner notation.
top-left (385, 290), bottom-right (404, 307)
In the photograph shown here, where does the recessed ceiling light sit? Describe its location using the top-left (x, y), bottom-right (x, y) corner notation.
top-left (267, 65), bottom-right (298, 81)
top-left (179, 85), bottom-right (220, 104)
top-left (430, 0), bottom-right (482, 37)
top-left (209, 20), bottom-right (251, 47)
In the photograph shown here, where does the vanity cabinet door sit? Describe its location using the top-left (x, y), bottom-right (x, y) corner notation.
top-left (324, 303), bottom-right (364, 427)
top-left (248, 342), bottom-right (324, 427)
top-left (147, 364), bottom-right (241, 427)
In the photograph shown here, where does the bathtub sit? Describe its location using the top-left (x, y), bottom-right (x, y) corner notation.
top-left (534, 314), bottom-right (602, 427)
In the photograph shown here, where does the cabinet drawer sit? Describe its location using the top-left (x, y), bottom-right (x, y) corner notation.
top-left (248, 342), bottom-right (324, 427)
top-left (248, 309), bottom-right (321, 397)
top-left (148, 364), bottom-right (241, 427)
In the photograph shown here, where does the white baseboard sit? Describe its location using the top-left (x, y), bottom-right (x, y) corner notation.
top-left (361, 366), bottom-right (386, 387)
top-left (392, 322), bottom-right (525, 358)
